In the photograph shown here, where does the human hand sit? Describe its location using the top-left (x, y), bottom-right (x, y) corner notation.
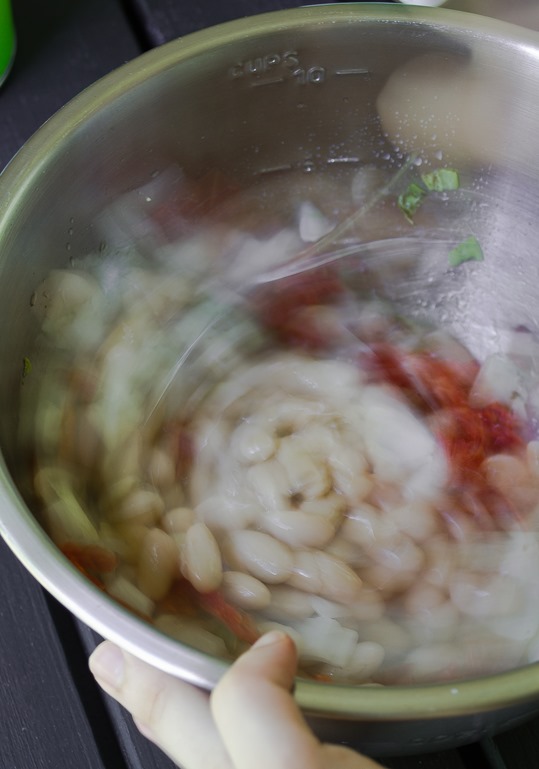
top-left (89, 630), bottom-right (385, 769)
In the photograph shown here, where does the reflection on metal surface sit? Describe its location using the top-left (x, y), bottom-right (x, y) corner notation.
top-left (397, 0), bottom-right (539, 30)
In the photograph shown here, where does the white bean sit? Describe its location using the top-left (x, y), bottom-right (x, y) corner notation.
top-left (403, 582), bottom-right (445, 616)
top-left (277, 437), bottom-right (331, 499)
top-left (449, 572), bottom-right (524, 618)
top-left (161, 484), bottom-right (186, 511)
top-left (221, 571), bottom-right (271, 611)
top-left (404, 643), bottom-right (459, 682)
top-left (423, 536), bottom-right (457, 589)
top-left (137, 527), bottom-right (178, 602)
top-left (482, 454), bottom-right (539, 511)
top-left (370, 534), bottom-right (425, 574)
top-left (162, 507), bottom-right (195, 534)
top-left (324, 535), bottom-right (369, 568)
top-left (258, 396), bottom-right (323, 435)
top-left (265, 585), bottom-right (315, 621)
top-left (355, 617), bottom-right (412, 659)
top-left (293, 358), bottom-right (361, 396)
top-left (300, 492), bottom-right (347, 526)
top-left (310, 595), bottom-right (351, 620)
top-left (231, 421), bottom-right (277, 464)
top-left (261, 509), bottom-right (335, 548)
top-left (182, 522), bottom-right (223, 593)
top-left (289, 550), bottom-right (362, 603)
top-left (246, 461), bottom-right (289, 510)
top-left (295, 423), bottom-right (337, 461)
top-left (147, 447), bottom-right (177, 490)
top-left (221, 530), bottom-right (293, 584)
top-left (293, 617), bottom-right (359, 667)
top-left (195, 496), bottom-right (258, 532)
top-left (486, 608), bottom-right (539, 644)
top-left (328, 447), bottom-right (373, 502)
top-left (411, 601), bottom-right (460, 644)
top-left (310, 592), bottom-right (384, 624)
top-left (347, 590), bottom-right (386, 622)
top-left (347, 642), bottom-right (385, 679)
top-left (363, 562), bottom-right (416, 595)
top-left (340, 504), bottom-right (393, 549)
top-left (437, 504), bottom-right (477, 542)
top-left (386, 501), bottom-right (438, 542)
top-left (113, 488), bottom-right (165, 525)
top-left (360, 385), bottom-right (439, 484)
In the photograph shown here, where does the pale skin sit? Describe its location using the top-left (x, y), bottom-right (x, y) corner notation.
top-left (89, 630), bottom-right (386, 769)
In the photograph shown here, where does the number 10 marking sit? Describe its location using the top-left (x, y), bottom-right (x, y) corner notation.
top-left (291, 66), bottom-right (326, 85)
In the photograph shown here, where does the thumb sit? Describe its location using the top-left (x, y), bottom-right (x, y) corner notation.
top-left (230, 628), bottom-right (299, 689)
top-left (211, 630), bottom-right (323, 769)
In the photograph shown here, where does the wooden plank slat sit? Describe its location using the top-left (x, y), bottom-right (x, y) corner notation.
top-left (0, 1), bottom-right (143, 767)
top-left (489, 719), bottom-right (539, 769)
top-left (0, 0), bottom-right (140, 171)
top-left (77, 622), bottom-right (178, 769)
top-left (385, 751), bottom-right (469, 769)
top-left (0, 541), bottom-right (113, 769)
top-left (126, 0), bottom-right (394, 46)
top-left (126, 0), bottom-right (292, 45)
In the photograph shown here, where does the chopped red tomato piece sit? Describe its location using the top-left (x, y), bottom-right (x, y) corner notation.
top-left (251, 266), bottom-right (343, 348)
top-left (158, 580), bottom-right (260, 645)
top-left (61, 542), bottom-right (117, 588)
top-left (367, 344), bottom-right (525, 527)
top-left (200, 590), bottom-right (261, 645)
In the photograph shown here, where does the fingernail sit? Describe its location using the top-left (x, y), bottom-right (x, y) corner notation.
top-left (89, 642), bottom-right (125, 690)
top-left (253, 630), bottom-right (287, 649)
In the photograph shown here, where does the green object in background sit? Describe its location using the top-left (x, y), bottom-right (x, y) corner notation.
top-left (0, 0), bottom-right (15, 85)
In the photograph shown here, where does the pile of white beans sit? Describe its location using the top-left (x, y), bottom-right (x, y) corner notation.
top-left (26, 174), bottom-right (539, 684)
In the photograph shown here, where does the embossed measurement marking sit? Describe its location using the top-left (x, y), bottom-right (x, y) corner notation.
top-left (228, 50), bottom-right (370, 88)
top-left (248, 65), bottom-right (370, 88)
top-left (250, 76), bottom-right (285, 87)
top-left (334, 68), bottom-right (370, 76)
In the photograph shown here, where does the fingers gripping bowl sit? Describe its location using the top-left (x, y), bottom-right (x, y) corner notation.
top-left (3, 4), bottom-right (539, 755)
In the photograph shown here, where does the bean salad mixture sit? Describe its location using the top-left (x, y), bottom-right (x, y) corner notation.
top-left (24, 163), bottom-right (539, 685)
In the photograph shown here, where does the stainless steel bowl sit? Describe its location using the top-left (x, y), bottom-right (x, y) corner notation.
top-left (2, 4), bottom-right (539, 756)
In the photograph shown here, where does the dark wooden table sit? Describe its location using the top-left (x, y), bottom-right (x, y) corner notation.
top-left (2, 2), bottom-right (539, 767)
